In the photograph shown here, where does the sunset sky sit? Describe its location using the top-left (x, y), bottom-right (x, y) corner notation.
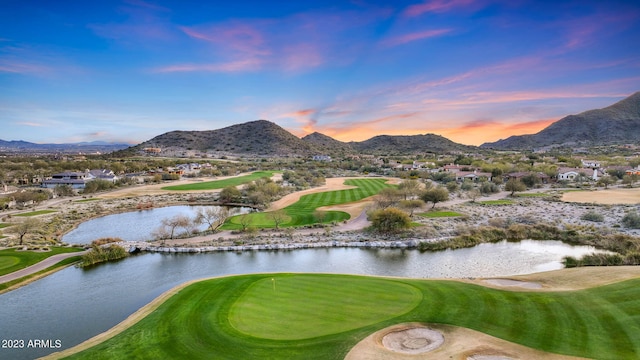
top-left (2, 0), bottom-right (639, 146)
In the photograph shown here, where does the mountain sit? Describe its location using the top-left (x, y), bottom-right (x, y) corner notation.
top-left (352, 134), bottom-right (475, 155)
top-left (301, 132), bottom-right (355, 155)
top-left (481, 92), bottom-right (640, 150)
top-left (122, 120), bottom-right (476, 158)
top-left (122, 120), bottom-right (320, 157)
top-left (0, 139), bottom-right (130, 154)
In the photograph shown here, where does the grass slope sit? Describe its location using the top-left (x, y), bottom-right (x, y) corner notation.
top-left (161, 171), bottom-right (275, 191)
top-left (65, 273), bottom-right (640, 360)
top-left (223, 178), bottom-right (393, 229)
top-left (14, 210), bottom-right (57, 216)
top-left (0, 247), bottom-right (84, 276)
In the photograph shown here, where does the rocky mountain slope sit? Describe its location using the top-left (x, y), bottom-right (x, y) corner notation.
top-left (481, 92), bottom-right (640, 150)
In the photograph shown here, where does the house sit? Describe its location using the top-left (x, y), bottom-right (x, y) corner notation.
top-left (505, 172), bottom-right (551, 184)
top-left (557, 167), bottom-right (598, 181)
top-left (41, 172), bottom-right (89, 189)
top-left (87, 169), bottom-right (119, 183)
top-left (312, 155), bottom-right (332, 162)
top-left (581, 159), bottom-right (601, 168)
top-left (455, 171), bottom-right (492, 182)
top-left (626, 167), bottom-right (640, 176)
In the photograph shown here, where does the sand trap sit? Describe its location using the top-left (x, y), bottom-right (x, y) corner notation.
top-left (467, 356), bottom-right (515, 360)
top-left (483, 279), bottom-right (542, 289)
top-left (561, 187), bottom-right (640, 204)
top-left (382, 326), bottom-right (444, 354)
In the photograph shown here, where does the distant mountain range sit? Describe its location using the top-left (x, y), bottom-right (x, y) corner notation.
top-left (119, 120), bottom-right (476, 157)
top-left (0, 139), bottom-right (130, 154)
top-left (6, 92), bottom-right (639, 156)
top-left (481, 92), bottom-right (640, 150)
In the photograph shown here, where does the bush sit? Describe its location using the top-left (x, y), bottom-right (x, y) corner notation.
top-left (78, 244), bottom-right (128, 268)
top-left (369, 207), bottom-right (411, 233)
top-left (581, 211), bottom-right (604, 222)
top-left (622, 211), bottom-right (640, 229)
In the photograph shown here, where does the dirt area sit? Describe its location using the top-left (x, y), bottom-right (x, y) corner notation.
top-left (561, 187), bottom-right (640, 204)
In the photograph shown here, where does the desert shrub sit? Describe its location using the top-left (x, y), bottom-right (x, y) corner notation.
top-left (479, 181), bottom-right (500, 194)
top-left (369, 207), bottom-right (411, 233)
top-left (78, 244), bottom-right (128, 268)
top-left (487, 217), bottom-right (512, 228)
top-left (91, 237), bottom-right (124, 246)
top-left (581, 211), bottom-right (604, 222)
top-left (622, 211), bottom-right (640, 229)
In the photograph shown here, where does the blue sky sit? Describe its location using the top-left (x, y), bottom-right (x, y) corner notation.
top-left (1, 0), bottom-right (639, 145)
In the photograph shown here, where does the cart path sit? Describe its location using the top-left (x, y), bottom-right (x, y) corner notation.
top-left (0, 250), bottom-right (87, 284)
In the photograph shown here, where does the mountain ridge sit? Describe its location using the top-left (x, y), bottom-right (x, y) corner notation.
top-left (481, 92), bottom-right (640, 150)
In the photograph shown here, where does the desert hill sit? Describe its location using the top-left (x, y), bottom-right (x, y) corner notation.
top-left (481, 92), bottom-right (640, 150)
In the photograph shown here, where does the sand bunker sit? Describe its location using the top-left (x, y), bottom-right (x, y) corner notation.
top-left (483, 279), bottom-right (542, 289)
top-left (381, 326), bottom-right (444, 354)
top-left (561, 188), bottom-right (640, 204)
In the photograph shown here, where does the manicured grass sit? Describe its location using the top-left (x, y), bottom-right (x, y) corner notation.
top-left (418, 210), bottom-right (464, 218)
top-left (14, 209), bottom-right (57, 216)
top-left (66, 273), bottom-right (640, 360)
top-left (0, 223), bottom-right (11, 229)
top-left (0, 247), bottom-right (84, 276)
top-left (222, 178), bottom-right (393, 229)
top-left (477, 199), bottom-right (514, 205)
top-left (161, 171), bottom-right (275, 191)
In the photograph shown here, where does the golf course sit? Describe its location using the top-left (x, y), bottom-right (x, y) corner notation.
top-left (222, 178), bottom-right (393, 229)
top-left (161, 171), bottom-right (275, 191)
top-left (53, 270), bottom-right (640, 359)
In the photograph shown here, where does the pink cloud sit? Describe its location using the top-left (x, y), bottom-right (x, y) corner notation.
top-left (403, 0), bottom-right (479, 17)
top-left (154, 58), bottom-right (264, 73)
top-left (381, 28), bottom-right (452, 47)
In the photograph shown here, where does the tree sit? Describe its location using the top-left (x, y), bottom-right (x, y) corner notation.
top-left (397, 180), bottom-right (421, 200)
top-left (505, 178), bottom-right (526, 196)
top-left (466, 189), bottom-right (482, 202)
top-left (369, 207), bottom-right (411, 233)
top-left (597, 175), bottom-right (615, 189)
top-left (521, 173), bottom-right (540, 188)
top-left (268, 210), bottom-right (288, 229)
top-left (195, 207), bottom-right (232, 233)
top-left (238, 213), bottom-right (253, 231)
top-left (160, 214), bottom-right (192, 240)
top-left (7, 217), bottom-right (42, 245)
top-left (313, 210), bottom-right (327, 224)
top-left (399, 199), bottom-right (424, 217)
top-left (420, 187), bottom-right (449, 208)
top-left (375, 188), bottom-right (402, 209)
top-left (219, 186), bottom-right (241, 203)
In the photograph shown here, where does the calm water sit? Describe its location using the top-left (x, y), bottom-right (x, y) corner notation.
top-left (0, 240), bottom-right (608, 360)
top-left (62, 205), bottom-right (250, 244)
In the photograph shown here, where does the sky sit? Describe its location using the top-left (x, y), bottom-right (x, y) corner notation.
top-left (1, 0), bottom-right (639, 146)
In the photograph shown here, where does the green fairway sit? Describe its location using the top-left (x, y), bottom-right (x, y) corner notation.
top-left (418, 210), bottom-right (463, 218)
top-left (222, 178), bottom-right (393, 229)
top-left (515, 192), bottom-right (551, 198)
top-left (14, 210), bottom-right (57, 217)
top-left (161, 171), bottom-right (275, 191)
top-left (0, 223), bottom-right (12, 228)
top-left (64, 273), bottom-right (640, 360)
top-left (0, 247), bottom-right (84, 276)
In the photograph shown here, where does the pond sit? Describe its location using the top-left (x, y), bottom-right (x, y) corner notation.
top-left (0, 240), bottom-right (610, 360)
top-left (62, 205), bottom-right (251, 244)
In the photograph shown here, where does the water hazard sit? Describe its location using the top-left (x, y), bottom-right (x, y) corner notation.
top-left (0, 240), bottom-right (609, 359)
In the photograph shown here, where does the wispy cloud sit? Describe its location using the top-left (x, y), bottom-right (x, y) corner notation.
top-left (381, 28), bottom-right (452, 47)
top-left (402, 0), bottom-right (480, 17)
top-left (16, 121), bottom-right (47, 127)
top-left (154, 59), bottom-right (264, 73)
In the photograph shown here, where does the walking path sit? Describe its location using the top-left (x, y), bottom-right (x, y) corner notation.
top-left (0, 250), bottom-right (87, 284)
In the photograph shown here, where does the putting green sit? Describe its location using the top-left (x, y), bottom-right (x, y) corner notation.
top-left (61, 273), bottom-right (640, 360)
top-left (229, 275), bottom-right (422, 340)
top-left (0, 256), bottom-right (20, 271)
